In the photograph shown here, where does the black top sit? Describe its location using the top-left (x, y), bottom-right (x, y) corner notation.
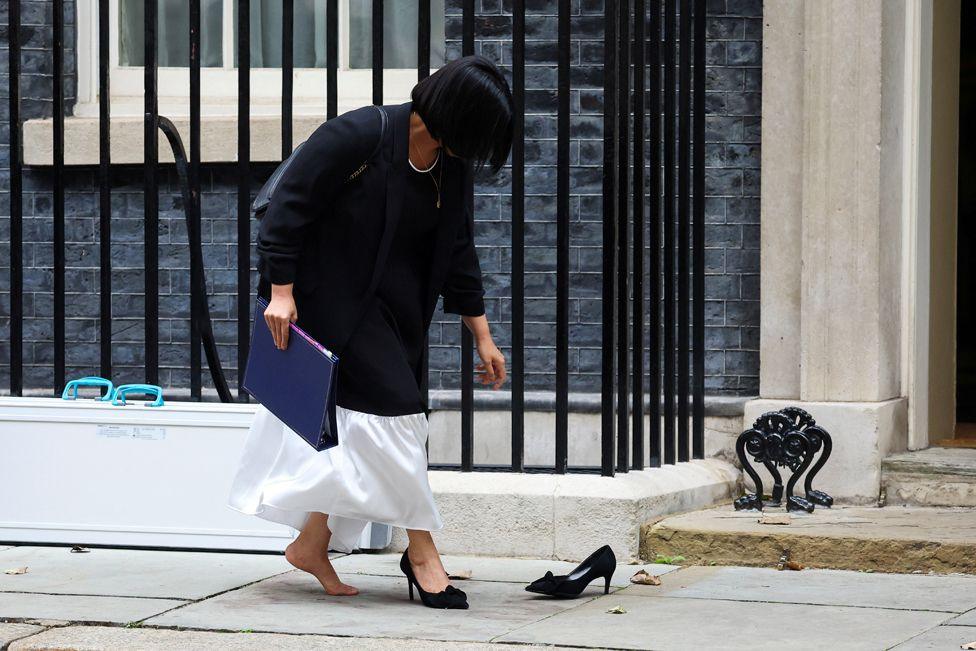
top-left (377, 153), bottom-right (442, 375)
top-left (334, 153), bottom-right (445, 416)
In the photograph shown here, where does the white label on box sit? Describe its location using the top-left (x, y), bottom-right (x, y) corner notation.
top-left (96, 424), bottom-right (167, 441)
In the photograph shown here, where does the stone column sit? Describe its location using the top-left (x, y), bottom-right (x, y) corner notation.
top-left (799, 0), bottom-right (902, 403)
top-left (750, 0), bottom-right (909, 503)
top-left (758, 0), bottom-right (803, 400)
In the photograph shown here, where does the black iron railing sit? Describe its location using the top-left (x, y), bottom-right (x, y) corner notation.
top-left (4, 0), bottom-right (707, 477)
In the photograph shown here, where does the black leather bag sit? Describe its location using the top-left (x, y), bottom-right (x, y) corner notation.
top-left (251, 105), bottom-right (388, 219)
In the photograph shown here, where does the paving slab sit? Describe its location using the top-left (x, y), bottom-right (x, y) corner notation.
top-left (0, 546), bottom-right (293, 600)
top-left (642, 505), bottom-right (976, 573)
top-left (7, 625), bottom-right (569, 651)
top-left (497, 593), bottom-right (951, 650)
top-left (626, 565), bottom-right (976, 613)
top-left (333, 552), bottom-right (679, 588)
top-left (946, 609), bottom-right (976, 626)
top-left (0, 592), bottom-right (184, 624)
top-left (0, 623), bottom-right (45, 648)
top-left (144, 569), bottom-right (585, 642)
top-left (890, 624), bottom-right (976, 649)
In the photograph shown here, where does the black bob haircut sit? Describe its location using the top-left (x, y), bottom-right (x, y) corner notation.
top-left (411, 55), bottom-right (514, 175)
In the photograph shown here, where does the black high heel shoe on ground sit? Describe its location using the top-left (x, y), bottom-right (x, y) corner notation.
top-left (399, 549), bottom-right (469, 609)
top-left (525, 545), bottom-right (617, 598)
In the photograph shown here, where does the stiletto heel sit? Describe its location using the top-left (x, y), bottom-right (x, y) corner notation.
top-left (525, 545), bottom-right (617, 599)
top-left (399, 548), bottom-right (468, 609)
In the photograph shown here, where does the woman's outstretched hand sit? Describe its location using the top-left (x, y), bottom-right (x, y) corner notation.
top-left (475, 339), bottom-right (507, 390)
top-left (462, 314), bottom-right (507, 390)
top-left (265, 284), bottom-right (298, 350)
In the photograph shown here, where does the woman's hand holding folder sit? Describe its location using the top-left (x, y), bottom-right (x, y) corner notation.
top-left (265, 284), bottom-right (299, 350)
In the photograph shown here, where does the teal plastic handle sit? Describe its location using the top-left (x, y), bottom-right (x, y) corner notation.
top-left (62, 376), bottom-right (115, 402)
top-left (111, 384), bottom-right (165, 408)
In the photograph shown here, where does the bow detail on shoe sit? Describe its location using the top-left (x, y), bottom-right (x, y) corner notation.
top-left (430, 583), bottom-right (468, 608)
top-left (399, 549), bottom-right (470, 609)
top-left (527, 570), bottom-right (564, 593)
top-left (538, 570), bottom-right (557, 585)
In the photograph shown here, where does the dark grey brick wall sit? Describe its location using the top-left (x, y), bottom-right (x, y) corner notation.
top-left (702, 0), bottom-right (761, 395)
top-left (0, 0), bottom-right (760, 397)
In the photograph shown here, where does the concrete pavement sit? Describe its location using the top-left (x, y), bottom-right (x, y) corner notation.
top-left (2, 545), bottom-right (976, 649)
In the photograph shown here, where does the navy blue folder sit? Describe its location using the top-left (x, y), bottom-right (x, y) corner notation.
top-left (242, 296), bottom-right (340, 450)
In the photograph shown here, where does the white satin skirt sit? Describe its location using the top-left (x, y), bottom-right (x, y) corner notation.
top-left (226, 404), bottom-right (443, 553)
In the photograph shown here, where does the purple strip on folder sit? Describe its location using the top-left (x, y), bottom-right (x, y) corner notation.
top-left (290, 321), bottom-right (335, 359)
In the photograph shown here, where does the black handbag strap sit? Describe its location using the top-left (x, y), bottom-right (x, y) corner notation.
top-left (334, 105), bottom-right (391, 355)
top-left (252, 104), bottom-right (388, 218)
top-left (343, 105), bottom-right (388, 184)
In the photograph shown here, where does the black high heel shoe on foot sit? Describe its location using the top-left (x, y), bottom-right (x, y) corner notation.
top-left (399, 549), bottom-right (469, 609)
top-left (525, 545), bottom-right (617, 598)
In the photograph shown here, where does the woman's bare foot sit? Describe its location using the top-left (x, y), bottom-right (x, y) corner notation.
top-left (286, 513), bottom-right (359, 596)
top-left (285, 540), bottom-right (359, 596)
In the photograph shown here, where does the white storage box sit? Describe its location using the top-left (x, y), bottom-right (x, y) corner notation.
top-left (0, 397), bottom-right (391, 552)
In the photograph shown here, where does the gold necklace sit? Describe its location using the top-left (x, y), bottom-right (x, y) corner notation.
top-left (410, 138), bottom-right (443, 209)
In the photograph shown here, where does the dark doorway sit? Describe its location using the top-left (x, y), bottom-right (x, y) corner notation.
top-left (957, 1), bottom-right (976, 431)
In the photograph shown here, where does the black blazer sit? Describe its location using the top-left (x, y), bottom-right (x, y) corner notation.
top-left (256, 100), bottom-right (486, 354)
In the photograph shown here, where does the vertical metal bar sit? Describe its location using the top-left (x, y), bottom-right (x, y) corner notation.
top-left (662, 0), bottom-right (676, 465)
top-left (418, 0), bottom-right (431, 82)
top-left (677, 0), bottom-right (691, 461)
top-left (418, 1), bottom-right (431, 409)
top-left (511, 0), bottom-right (525, 472)
top-left (327, 0), bottom-right (338, 119)
top-left (631, 0), bottom-right (646, 469)
top-left (189, 0), bottom-right (202, 400)
top-left (144, 0), bottom-right (159, 386)
top-left (282, 0), bottom-right (294, 157)
top-left (8, 0), bottom-right (23, 396)
top-left (648, 0), bottom-right (662, 467)
top-left (238, 0), bottom-right (251, 400)
top-left (615, 0), bottom-right (630, 473)
top-left (421, 338), bottom-right (429, 411)
top-left (601, 0), bottom-right (619, 477)
top-left (460, 320), bottom-right (474, 470)
top-left (372, 0), bottom-right (383, 105)
top-left (53, 0), bottom-right (65, 394)
top-left (98, 0), bottom-right (112, 381)
top-left (462, 0), bottom-right (474, 49)
top-left (692, 0), bottom-right (706, 458)
top-left (460, 0), bottom-right (475, 472)
top-left (555, 0), bottom-right (570, 474)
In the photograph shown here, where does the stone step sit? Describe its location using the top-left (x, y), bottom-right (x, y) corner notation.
top-left (882, 447), bottom-right (976, 507)
top-left (640, 505), bottom-right (976, 574)
top-left (391, 460), bottom-right (740, 561)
